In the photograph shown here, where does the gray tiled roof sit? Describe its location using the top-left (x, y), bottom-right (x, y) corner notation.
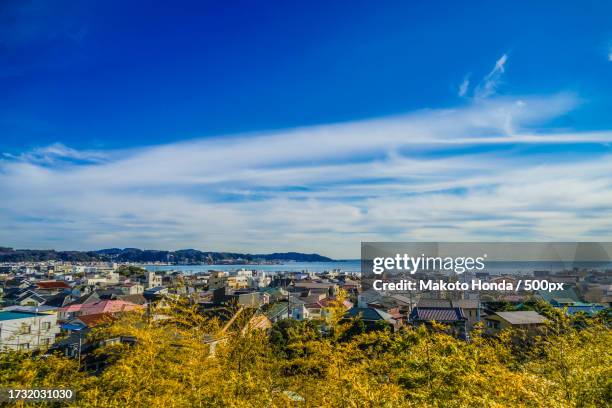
top-left (411, 307), bottom-right (466, 322)
top-left (417, 298), bottom-right (452, 308)
top-left (493, 311), bottom-right (548, 325)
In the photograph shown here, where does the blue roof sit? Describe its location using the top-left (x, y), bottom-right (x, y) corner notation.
top-left (0, 311), bottom-right (44, 321)
top-left (60, 323), bottom-right (85, 331)
top-left (558, 305), bottom-right (606, 316)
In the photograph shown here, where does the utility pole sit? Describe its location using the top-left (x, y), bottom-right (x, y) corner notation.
top-left (77, 331), bottom-right (82, 366)
top-left (36, 307), bottom-right (40, 349)
top-left (287, 279), bottom-right (291, 320)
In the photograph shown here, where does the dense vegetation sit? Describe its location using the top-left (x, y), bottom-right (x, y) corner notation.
top-left (114, 265), bottom-right (148, 278)
top-left (0, 247), bottom-right (333, 263)
top-left (0, 298), bottom-right (610, 407)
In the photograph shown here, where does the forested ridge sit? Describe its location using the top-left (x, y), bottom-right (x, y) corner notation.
top-left (0, 247), bottom-right (332, 263)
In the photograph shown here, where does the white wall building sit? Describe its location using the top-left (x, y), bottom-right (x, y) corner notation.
top-left (144, 271), bottom-right (163, 289)
top-left (0, 310), bottom-right (60, 351)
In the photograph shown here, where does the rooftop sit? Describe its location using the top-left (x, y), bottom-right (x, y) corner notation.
top-left (35, 280), bottom-right (71, 289)
top-left (346, 307), bottom-right (396, 323)
top-left (417, 298), bottom-right (452, 308)
top-left (411, 307), bottom-right (466, 322)
top-left (0, 310), bottom-right (47, 321)
top-left (493, 311), bottom-right (548, 325)
top-left (451, 299), bottom-right (480, 309)
top-left (75, 313), bottom-right (117, 328)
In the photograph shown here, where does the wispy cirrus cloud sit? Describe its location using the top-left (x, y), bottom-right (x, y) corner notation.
top-left (457, 54), bottom-right (509, 100)
top-left (474, 54), bottom-right (508, 99)
top-left (458, 75), bottom-right (470, 97)
top-left (2, 143), bottom-right (110, 166)
top-left (1, 93), bottom-right (612, 257)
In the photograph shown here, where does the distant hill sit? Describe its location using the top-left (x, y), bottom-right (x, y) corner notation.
top-left (0, 247), bottom-right (333, 263)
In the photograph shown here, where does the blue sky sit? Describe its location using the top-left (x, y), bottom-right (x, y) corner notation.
top-left (1, 1), bottom-right (612, 257)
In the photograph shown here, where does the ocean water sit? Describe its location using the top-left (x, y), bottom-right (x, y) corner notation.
top-left (144, 260), bottom-right (612, 275)
top-left (143, 260), bottom-right (362, 274)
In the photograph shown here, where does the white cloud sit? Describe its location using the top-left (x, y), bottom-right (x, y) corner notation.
top-left (458, 75), bottom-right (470, 97)
top-left (1, 93), bottom-right (611, 258)
top-left (474, 54), bottom-right (508, 99)
top-left (2, 143), bottom-right (109, 165)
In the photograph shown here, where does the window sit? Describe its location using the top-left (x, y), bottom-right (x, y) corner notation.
top-left (486, 320), bottom-right (500, 329)
top-left (41, 338), bottom-right (51, 346)
top-left (42, 322), bottom-right (51, 330)
top-left (21, 325), bottom-right (31, 334)
top-left (19, 343), bottom-right (30, 350)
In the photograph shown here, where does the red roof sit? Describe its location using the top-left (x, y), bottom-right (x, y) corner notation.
top-left (60, 300), bottom-right (142, 316)
top-left (36, 280), bottom-right (71, 289)
top-left (75, 313), bottom-right (117, 328)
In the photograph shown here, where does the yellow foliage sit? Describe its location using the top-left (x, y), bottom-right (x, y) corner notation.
top-left (0, 299), bottom-right (609, 408)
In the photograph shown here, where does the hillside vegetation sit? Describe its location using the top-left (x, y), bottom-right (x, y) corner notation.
top-left (1, 300), bottom-right (610, 407)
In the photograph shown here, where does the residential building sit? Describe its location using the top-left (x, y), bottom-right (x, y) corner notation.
top-left (208, 271), bottom-right (228, 290)
top-left (0, 310), bottom-right (60, 351)
top-left (410, 307), bottom-right (468, 338)
top-left (451, 299), bottom-right (481, 331)
top-left (144, 271), bottom-right (162, 289)
top-left (484, 311), bottom-right (548, 336)
top-left (58, 299), bottom-right (142, 321)
top-left (345, 307), bottom-right (399, 331)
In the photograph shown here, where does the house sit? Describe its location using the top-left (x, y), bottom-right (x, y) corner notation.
top-left (357, 289), bottom-right (383, 308)
top-left (551, 301), bottom-right (606, 316)
top-left (34, 280), bottom-right (71, 294)
top-left (290, 298), bottom-right (309, 321)
top-left (58, 299), bottom-right (142, 321)
top-left (537, 288), bottom-right (579, 304)
top-left (115, 294), bottom-right (147, 305)
top-left (42, 291), bottom-right (75, 308)
top-left (0, 310), bottom-right (60, 351)
top-left (231, 291), bottom-right (267, 307)
top-left (304, 297), bottom-right (353, 320)
top-left (345, 307), bottom-right (398, 331)
top-left (3, 277), bottom-right (30, 289)
top-left (2, 288), bottom-right (46, 307)
top-left (242, 314), bottom-right (272, 334)
top-left (208, 271), bottom-right (228, 290)
top-left (264, 302), bottom-right (290, 323)
top-left (416, 298), bottom-right (452, 308)
top-left (293, 281), bottom-right (337, 296)
top-left (143, 271), bottom-right (163, 289)
top-left (490, 276), bottom-right (518, 287)
top-left (226, 275), bottom-right (249, 289)
top-left (117, 283), bottom-right (144, 295)
top-left (63, 312), bottom-right (118, 332)
top-left (211, 287), bottom-right (267, 307)
top-left (339, 279), bottom-right (361, 295)
top-left (259, 287), bottom-right (287, 303)
top-left (409, 307), bottom-right (468, 339)
top-left (98, 282), bottom-right (144, 297)
top-left (579, 283), bottom-right (610, 304)
top-left (363, 299), bottom-right (405, 324)
top-left (484, 311), bottom-right (548, 335)
top-left (451, 299), bottom-right (481, 330)
top-left (63, 290), bottom-right (100, 305)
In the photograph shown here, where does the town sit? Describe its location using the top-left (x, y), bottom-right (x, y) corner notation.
top-left (1, 256), bottom-right (609, 360)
